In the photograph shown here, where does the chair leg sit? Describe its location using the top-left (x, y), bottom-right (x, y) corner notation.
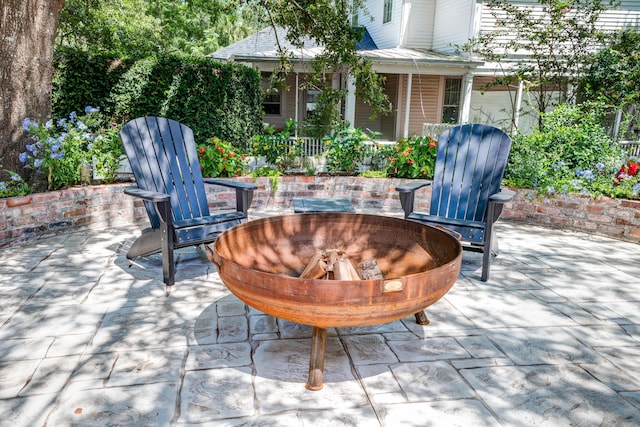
top-left (157, 202), bottom-right (176, 290)
top-left (481, 245), bottom-right (491, 282)
top-left (160, 223), bottom-right (176, 288)
top-left (414, 310), bottom-right (430, 325)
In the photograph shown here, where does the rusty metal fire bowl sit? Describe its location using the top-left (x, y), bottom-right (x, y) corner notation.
top-left (211, 213), bottom-right (462, 390)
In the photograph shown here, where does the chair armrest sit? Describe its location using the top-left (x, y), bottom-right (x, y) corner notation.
top-left (395, 180), bottom-right (432, 193)
top-left (202, 178), bottom-right (256, 217)
top-left (124, 186), bottom-right (170, 203)
top-left (396, 180), bottom-right (432, 218)
top-left (489, 188), bottom-right (516, 204)
top-left (203, 178), bottom-right (257, 190)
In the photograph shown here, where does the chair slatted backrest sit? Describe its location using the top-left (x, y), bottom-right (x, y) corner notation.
top-left (430, 124), bottom-right (512, 223)
top-left (120, 117), bottom-right (210, 228)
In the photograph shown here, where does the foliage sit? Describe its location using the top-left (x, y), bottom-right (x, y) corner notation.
top-left (52, 48), bottom-right (131, 120)
top-left (250, 166), bottom-right (281, 192)
top-left (504, 103), bottom-right (640, 199)
top-left (581, 27), bottom-right (640, 107)
top-left (359, 170), bottom-right (387, 178)
top-left (324, 125), bottom-right (373, 174)
top-left (57, 0), bottom-right (264, 57)
top-left (261, 0), bottom-right (392, 131)
top-left (197, 138), bottom-right (246, 178)
top-left (20, 106), bottom-right (124, 190)
top-left (580, 26), bottom-right (640, 140)
top-left (53, 51), bottom-right (264, 151)
top-left (0, 170), bottom-right (31, 198)
top-left (251, 120), bottom-right (303, 172)
top-left (385, 136), bottom-right (438, 179)
top-left (458, 0), bottom-right (616, 128)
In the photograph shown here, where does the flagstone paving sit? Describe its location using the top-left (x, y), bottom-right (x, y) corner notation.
top-left (1, 207), bottom-right (639, 426)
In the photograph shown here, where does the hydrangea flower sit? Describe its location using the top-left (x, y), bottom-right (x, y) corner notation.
top-left (19, 152), bottom-right (28, 163)
top-left (22, 118), bottom-right (37, 131)
top-left (595, 163), bottom-right (605, 171)
top-left (84, 106), bottom-right (100, 114)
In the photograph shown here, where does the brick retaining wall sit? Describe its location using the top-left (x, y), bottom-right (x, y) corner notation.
top-left (1, 177), bottom-right (638, 248)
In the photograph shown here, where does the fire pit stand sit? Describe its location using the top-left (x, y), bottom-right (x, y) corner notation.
top-left (210, 213), bottom-right (462, 390)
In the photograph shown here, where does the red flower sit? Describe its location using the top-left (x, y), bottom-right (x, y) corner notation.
top-left (199, 147), bottom-right (205, 153)
top-left (616, 161), bottom-right (640, 181)
top-left (429, 141), bottom-right (436, 147)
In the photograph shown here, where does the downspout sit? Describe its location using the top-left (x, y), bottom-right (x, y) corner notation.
top-left (513, 80), bottom-right (524, 134)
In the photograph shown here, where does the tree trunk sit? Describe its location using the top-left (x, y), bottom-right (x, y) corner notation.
top-left (0, 0), bottom-right (65, 174)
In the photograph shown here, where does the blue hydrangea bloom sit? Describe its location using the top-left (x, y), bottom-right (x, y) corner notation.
top-left (25, 144), bottom-right (37, 154)
top-left (0, 182), bottom-right (6, 191)
top-left (22, 118), bottom-right (37, 130)
top-left (19, 152), bottom-right (28, 163)
top-left (84, 106), bottom-right (100, 114)
top-left (34, 159), bottom-right (43, 168)
top-left (595, 163), bottom-right (605, 171)
top-left (69, 111), bottom-right (77, 121)
top-left (77, 121), bottom-right (88, 130)
top-left (11, 174), bottom-right (22, 182)
top-left (634, 183), bottom-right (640, 191)
top-left (57, 118), bottom-right (67, 127)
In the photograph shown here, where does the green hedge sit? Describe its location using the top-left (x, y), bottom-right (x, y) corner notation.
top-left (52, 49), bottom-right (263, 150)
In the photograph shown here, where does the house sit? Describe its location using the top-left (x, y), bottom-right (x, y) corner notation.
top-left (211, 0), bottom-right (640, 140)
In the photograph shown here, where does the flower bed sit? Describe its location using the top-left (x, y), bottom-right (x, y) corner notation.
top-left (1, 177), bottom-right (639, 248)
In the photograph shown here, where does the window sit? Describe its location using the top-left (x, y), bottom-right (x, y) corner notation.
top-left (262, 75), bottom-right (281, 115)
top-left (383, 0), bottom-right (392, 24)
top-left (442, 78), bottom-right (462, 123)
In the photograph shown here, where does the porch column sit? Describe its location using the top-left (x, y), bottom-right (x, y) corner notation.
top-left (403, 73), bottom-right (413, 138)
top-left (460, 73), bottom-right (473, 124)
top-left (344, 74), bottom-right (356, 128)
top-left (295, 72), bottom-right (300, 135)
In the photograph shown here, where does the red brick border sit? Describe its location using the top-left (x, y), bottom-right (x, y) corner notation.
top-left (1, 178), bottom-right (638, 248)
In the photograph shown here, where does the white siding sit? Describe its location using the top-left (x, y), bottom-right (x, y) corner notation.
top-left (360, 0), bottom-right (403, 48)
top-left (432, 0), bottom-right (476, 54)
top-left (405, 0), bottom-right (436, 49)
top-left (477, 2), bottom-right (640, 40)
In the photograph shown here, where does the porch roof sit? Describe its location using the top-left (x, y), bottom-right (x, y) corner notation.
top-left (211, 26), bottom-right (482, 69)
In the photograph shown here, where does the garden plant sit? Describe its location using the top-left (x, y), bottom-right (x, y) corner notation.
top-left (20, 106), bottom-right (124, 191)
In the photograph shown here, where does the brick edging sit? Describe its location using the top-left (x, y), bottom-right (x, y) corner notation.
top-left (1, 178), bottom-right (638, 248)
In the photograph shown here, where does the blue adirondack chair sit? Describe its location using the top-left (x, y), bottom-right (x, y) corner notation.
top-left (396, 124), bottom-right (515, 282)
top-left (120, 116), bottom-right (256, 291)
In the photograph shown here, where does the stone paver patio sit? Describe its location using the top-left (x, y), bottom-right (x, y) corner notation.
top-left (1, 207), bottom-right (639, 426)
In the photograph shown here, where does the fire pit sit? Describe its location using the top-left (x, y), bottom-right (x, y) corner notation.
top-left (210, 213), bottom-right (462, 390)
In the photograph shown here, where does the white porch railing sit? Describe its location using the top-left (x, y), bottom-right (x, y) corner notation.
top-left (620, 141), bottom-right (640, 157)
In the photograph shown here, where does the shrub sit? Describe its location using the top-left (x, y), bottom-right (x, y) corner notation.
top-left (385, 136), bottom-right (438, 179)
top-left (251, 120), bottom-right (303, 173)
top-left (504, 103), bottom-right (639, 199)
top-left (197, 138), bottom-right (246, 178)
top-left (324, 126), bottom-right (373, 174)
top-left (21, 106), bottom-right (124, 190)
top-left (53, 50), bottom-right (264, 150)
top-left (0, 170), bottom-right (31, 198)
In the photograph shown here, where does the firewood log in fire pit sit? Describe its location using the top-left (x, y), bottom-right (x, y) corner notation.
top-left (299, 249), bottom-right (383, 281)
